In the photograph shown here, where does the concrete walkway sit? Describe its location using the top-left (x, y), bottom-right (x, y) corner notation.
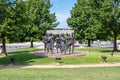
top-left (0, 63), bottom-right (120, 69)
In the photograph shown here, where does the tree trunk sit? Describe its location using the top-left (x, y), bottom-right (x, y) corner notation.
top-left (1, 37), bottom-right (7, 56)
top-left (113, 33), bottom-right (117, 51)
top-left (30, 41), bottom-right (33, 48)
top-left (87, 39), bottom-right (91, 47)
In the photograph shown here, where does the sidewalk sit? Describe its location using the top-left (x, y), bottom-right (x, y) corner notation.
top-left (0, 63), bottom-right (120, 69)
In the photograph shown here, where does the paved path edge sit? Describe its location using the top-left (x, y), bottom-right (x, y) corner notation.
top-left (0, 63), bottom-right (120, 69)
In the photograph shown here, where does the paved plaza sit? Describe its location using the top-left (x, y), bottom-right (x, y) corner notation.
top-left (0, 63), bottom-right (120, 69)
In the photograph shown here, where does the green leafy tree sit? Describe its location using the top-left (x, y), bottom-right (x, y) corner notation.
top-left (26, 0), bottom-right (58, 47)
top-left (67, 0), bottom-right (102, 46)
top-left (0, 0), bottom-right (9, 55)
top-left (0, 0), bottom-right (58, 55)
top-left (0, 0), bottom-right (28, 55)
top-left (6, 0), bottom-right (28, 43)
top-left (100, 0), bottom-right (120, 51)
top-left (118, 35), bottom-right (120, 40)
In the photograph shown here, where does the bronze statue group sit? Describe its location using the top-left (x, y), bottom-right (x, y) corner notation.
top-left (43, 33), bottom-right (74, 54)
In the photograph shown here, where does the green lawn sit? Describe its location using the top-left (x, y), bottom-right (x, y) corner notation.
top-left (0, 47), bottom-right (120, 65)
top-left (0, 67), bottom-right (120, 80)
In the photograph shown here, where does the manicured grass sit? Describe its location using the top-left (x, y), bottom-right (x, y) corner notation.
top-left (0, 67), bottom-right (120, 80)
top-left (75, 47), bottom-right (119, 54)
top-left (0, 48), bottom-right (55, 65)
top-left (0, 47), bottom-right (120, 65)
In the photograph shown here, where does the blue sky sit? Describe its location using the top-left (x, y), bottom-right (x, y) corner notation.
top-left (50, 0), bottom-right (77, 28)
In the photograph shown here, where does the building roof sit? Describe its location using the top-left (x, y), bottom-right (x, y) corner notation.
top-left (47, 30), bottom-right (74, 34)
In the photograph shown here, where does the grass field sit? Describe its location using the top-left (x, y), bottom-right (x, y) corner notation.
top-left (0, 47), bottom-right (120, 65)
top-left (0, 67), bottom-right (120, 80)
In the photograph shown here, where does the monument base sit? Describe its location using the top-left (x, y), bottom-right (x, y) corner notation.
top-left (34, 50), bottom-right (85, 57)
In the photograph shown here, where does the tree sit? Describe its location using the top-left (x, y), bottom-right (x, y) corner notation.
top-left (0, 0), bottom-right (28, 55)
top-left (117, 34), bottom-right (120, 40)
top-left (67, 0), bottom-right (102, 46)
top-left (0, 0), bottom-right (58, 55)
top-left (6, 0), bottom-right (29, 43)
top-left (100, 0), bottom-right (120, 51)
top-left (0, 0), bottom-right (9, 56)
top-left (26, 0), bottom-right (58, 47)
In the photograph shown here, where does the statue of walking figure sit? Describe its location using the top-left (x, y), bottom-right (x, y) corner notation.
top-left (59, 34), bottom-right (67, 54)
top-left (43, 33), bottom-right (54, 54)
top-left (43, 33), bottom-right (48, 53)
top-left (71, 33), bottom-right (75, 54)
top-left (46, 33), bottom-right (54, 54)
top-left (66, 33), bottom-right (73, 54)
top-left (55, 34), bottom-right (61, 53)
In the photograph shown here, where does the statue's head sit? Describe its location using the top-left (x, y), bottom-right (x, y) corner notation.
top-left (49, 33), bottom-right (53, 36)
top-left (46, 33), bottom-right (49, 36)
top-left (72, 33), bottom-right (74, 36)
top-left (61, 33), bottom-right (64, 37)
top-left (66, 33), bottom-right (70, 36)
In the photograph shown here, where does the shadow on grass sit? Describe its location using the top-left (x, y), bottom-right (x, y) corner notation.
top-left (100, 50), bottom-right (120, 53)
top-left (100, 50), bottom-right (113, 53)
top-left (8, 48), bottom-right (42, 54)
top-left (0, 48), bottom-right (46, 65)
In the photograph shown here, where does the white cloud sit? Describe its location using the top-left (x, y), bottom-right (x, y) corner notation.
top-left (56, 13), bottom-right (70, 27)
